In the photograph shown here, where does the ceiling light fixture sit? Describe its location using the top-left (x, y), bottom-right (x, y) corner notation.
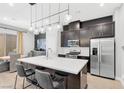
top-left (34, 29), bottom-right (39, 35)
top-left (40, 27), bottom-right (44, 33)
top-left (48, 25), bottom-right (52, 31)
top-left (34, 4), bottom-right (39, 34)
top-left (3, 17), bottom-right (8, 21)
top-left (40, 4), bottom-right (45, 33)
top-left (65, 3), bottom-right (72, 23)
top-left (57, 3), bottom-right (61, 30)
top-left (100, 3), bottom-right (104, 7)
top-left (57, 23), bottom-right (61, 29)
top-left (8, 3), bottom-right (14, 7)
top-left (48, 3), bottom-right (52, 31)
top-left (29, 4), bottom-right (33, 32)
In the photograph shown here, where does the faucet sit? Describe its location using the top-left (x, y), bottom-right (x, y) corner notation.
top-left (46, 48), bottom-right (52, 59)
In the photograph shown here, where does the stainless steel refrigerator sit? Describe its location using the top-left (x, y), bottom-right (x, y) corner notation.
top-left (90, 38), bottom-right (115, 79)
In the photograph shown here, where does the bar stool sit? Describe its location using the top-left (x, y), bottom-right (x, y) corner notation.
top-left (55, 71), bottom-right (68, 89)
top-left (14, 64), bottom-right (35, 89)
top-left (35, 69), bottom-right (64, 89)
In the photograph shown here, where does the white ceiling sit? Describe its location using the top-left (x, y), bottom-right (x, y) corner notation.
top-left (70, 3), bottom-right (122, 21)
top-left (0, 3), bottom-right (30, 28)
top-left (0, 3), bottom-right (122, 29)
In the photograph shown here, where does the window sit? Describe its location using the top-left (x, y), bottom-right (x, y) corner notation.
top-left (0, 29), bottom-right (17, 57)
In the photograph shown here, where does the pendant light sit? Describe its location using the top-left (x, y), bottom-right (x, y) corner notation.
top-left (100, 3), bottom-right (104, 7)
top-left (29, 4), bottom-right (33, 31)
top-left (48, 3), bottom-right (52, 31)
top-left (34, 4), bottom-right (39, 35)
top-left (57, 3), bottom-right (61, 30)
top-left (40, 4), bottom-right (44, 33)
top-left (65, 3), bottom-right (72, 23)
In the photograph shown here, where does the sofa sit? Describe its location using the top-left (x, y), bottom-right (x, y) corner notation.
top-left (0, 61), bottom-right (9, 72)
top-left (28, 50), bottom-right (46, 57)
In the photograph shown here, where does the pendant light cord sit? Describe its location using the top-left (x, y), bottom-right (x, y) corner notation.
top-left (68, 3), bottom-right (69, 15)
top-left (58, 3), bottom-right (60, 24)
top-left (41, 4), bottom-right (43, 27)
top-left (35, 4), bottom-right (37, 30)
top-left (30, 5), bottom-right (32, 27)
top-left (49, 3), bottom-right (51, 26)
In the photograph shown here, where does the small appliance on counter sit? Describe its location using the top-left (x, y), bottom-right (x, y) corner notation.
top-left (90, 38), bottom-right (115, 79)
top-left (66, 50), bottom-right (81, 59)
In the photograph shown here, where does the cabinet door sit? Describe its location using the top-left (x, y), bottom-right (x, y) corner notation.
top-left (69, 21), bottom-right (80, 30)
top-left (80, 27), bottom-right (91, 47)
top-left (61, 32), bottom-right (65, 47)
top-left (89, 25), bottom-right (102, 38)
top-left (66, 31), bottom-right (79, 47)
top-left (102, 22), bottom-right (114, 37)
top-left (61, 31), bottom-right (79, 47)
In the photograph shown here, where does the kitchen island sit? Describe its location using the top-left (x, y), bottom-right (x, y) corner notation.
top-left (18, 56), bottom-right (88, 89)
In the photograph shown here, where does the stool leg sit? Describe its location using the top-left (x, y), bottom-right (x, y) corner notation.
top-left (14, 75), bottom-right (18, 89)
top-left (22, 78), bottom-right (25, 89)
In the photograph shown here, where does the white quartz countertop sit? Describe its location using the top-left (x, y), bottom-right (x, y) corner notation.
top-left (18, 56), bottom-right (88, 75)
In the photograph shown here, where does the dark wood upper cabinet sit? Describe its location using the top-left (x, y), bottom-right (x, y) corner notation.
top-left (68, 20), bottom-right (80, 31)
top-left (89, 22), bottom-right (114, 38)
top-left (102, 22), bottom-right (114, 37)
top-left (63, 25), bottom-right (69, 31)
top-left (80, 27), bottom-right (91, 47)
top-left (89, 24), bottom-right (102, 38)
top-left (61, 16), bottom-right (114, 47)
top-left (61, 31), bottom-right (79, 47)
top-left (79, 22), bottom-right (114, 47)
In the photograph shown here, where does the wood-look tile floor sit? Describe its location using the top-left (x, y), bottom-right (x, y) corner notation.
top-left (0, 71), bottom-right (123, 89)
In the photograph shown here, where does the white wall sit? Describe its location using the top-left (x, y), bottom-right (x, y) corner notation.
top-left (23, 32), bottom-right (34, 55)
top-left (114, 4), bottom-right (124, 83)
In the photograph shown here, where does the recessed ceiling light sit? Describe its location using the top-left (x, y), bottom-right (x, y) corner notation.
top-left (100, 3), bottom-right (104, 7)
top-left (3, 17), bottom-right (7, 21)
top-left (8, 3), bottom-right (14, 7)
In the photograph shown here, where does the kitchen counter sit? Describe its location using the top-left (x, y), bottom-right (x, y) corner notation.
top-left (18, 56), bottom-right (88, 89)
top-left (58, 54), bottom-right (90, 72)
top-left (18, 56), bottom-right (88, 75)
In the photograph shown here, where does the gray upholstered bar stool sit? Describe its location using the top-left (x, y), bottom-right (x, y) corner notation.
top-left (14, 64), bottom-right (35, 89)
top-left (55, 71), bottom-right (68, 89)
top-left (35, 69), bottom-right (64, 89)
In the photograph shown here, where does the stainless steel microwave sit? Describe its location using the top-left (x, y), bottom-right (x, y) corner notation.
top-left (68, 40), bottom-right (79, 47)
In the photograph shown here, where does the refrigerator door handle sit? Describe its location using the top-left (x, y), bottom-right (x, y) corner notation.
top-left (99, 44), bottom-right (101, 63)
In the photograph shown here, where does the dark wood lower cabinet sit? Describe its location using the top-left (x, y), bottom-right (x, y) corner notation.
top-left (67, 64), bottom-right (87, 89)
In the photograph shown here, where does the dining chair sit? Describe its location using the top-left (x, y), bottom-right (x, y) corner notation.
top-left (9, 53), bottom-right (20, 72)
top-left (35, 69), bottom-right (64, 89)
top-left (14, 64), bottom-right (35, 89)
